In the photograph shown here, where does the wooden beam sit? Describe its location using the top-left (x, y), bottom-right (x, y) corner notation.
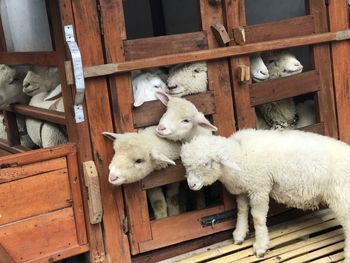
top-left (65, 29), bottom-right (350, 84)
top-left (0, 51), bottom-right (59, 66)
top-left (250, 70), bottom-right (320, 106)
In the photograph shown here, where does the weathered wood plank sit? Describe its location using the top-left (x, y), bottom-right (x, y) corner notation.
top-left (0, 157), bottom-right (66, 183)
top-left (0, 244), bottom-right (15, 263)
top-left (250, 70), bottom-right (320, 106)
top-left (0, 168), bottom-right (71, 225)
top-left (133, 92), bottom-right (216, 128)
top-left (2, 111), bottom-right (20, 147)
top-left (0, 208), bottom-right (79, 262)
top-left (4, 104), bottom-right (66, 125)
top-left (124, 32), bottom-right (208, 60)
top-left (328, 0), bottom-right (350, 143)
top-left (138, 205), bottom-right (235, 253)
top-left (235, 15), bottom-right (315, 44)
top-left (0, 52), bottom-right (58, 66)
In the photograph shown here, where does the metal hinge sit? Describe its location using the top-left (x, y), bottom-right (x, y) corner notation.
top-left (201, 209), bottom-right (236, 227)
top-left (97, 4), bottom-right (105, 36)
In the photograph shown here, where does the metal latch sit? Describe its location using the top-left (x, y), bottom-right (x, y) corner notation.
top-left (201, 209), bottom-right (236, 227)
top-left (64, 24), bottom-right (85, 123)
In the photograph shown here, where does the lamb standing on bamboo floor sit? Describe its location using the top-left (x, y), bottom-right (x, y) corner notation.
top-left (257, 51), bottom-right (303, 130)
top-left (155, 91), bottom-right (218, 211)
top-left (103, 127), bottom-right (182, 219)
top-left (180, 129), bottom-right (350, 261)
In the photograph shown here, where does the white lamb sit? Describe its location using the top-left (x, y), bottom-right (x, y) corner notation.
top-left (257, 51), bottom-right (303, 130)
top-left (0, 64), bottom-right (34, 148)
top-left (155, 91), bottom-right (218, 212)
top-left (250, 54), bottom-right (269, 83)
top-left (103, 127), bottom-right (182, 219)
top-left (132, 69), bottom-right (169, 107)
top-left (181, 129), bottom-right (350, 261)
top-left (167, 62), bottom-right (207, 97)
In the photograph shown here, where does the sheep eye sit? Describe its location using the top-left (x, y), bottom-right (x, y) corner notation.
top-left (193, 69), bottom-right (200, 73)
top-left (154, 85), bottom-right (160, 89)
top-left (135, 159), bottom-right (144, 164)
top-left (182, 119), bottom-right (190, 123)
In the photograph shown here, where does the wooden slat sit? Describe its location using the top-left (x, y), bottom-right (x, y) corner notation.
top-left (0, 139), bottom-right (29, 154)
top-left (328, 0), bottom-right (350, 143)
top-left (236, 15), bottom-right (315, 44)
top-left (0, 157), bottom-right (66, 183)
top-left (312, 251), bottom-right (344, 263)
top-left (300, 122), bottom-right (324, 134)
top-left (142, 162), bottom-right (185, 190)
top-left (0, 208), bottom-right (80, 262)
top-left (4, 104), bottom-right (66, 125)
top-left (0, 168), bottom-right (71, 225)
top-left (307, 0), bottom-right (338, 139)
top-left (0, 143), bottom-right (75, 166)
top-left (2, 111), bottom-right (20, 147)
top-left (250, 70), bottom-right (320, 106)
top-left (133, 92), bottom-right (216, 128)
top-left (66, 29), bottom-right (350, 84)
top-left (54, 0), bottom-right (107, 260)
top-left (0, 18), bottom-right (7, 52)
top-left (0, 51), bottom-right (59, 66)
top-left (138, 205), bottom-right (235, 253)
top-left (0, 244), bottom-right (15, 263)
top-left (124, 32), bottom-right (208, 60)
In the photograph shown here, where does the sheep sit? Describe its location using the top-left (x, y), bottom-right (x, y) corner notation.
top-left (180, 129), bottom-right (350, 261)
top-left (250, 54), bottom-right (269, 82)
top-left (132, 69), bottom-right (169, 107)
top-left (167, 62), bottom-right (207, 97)
top-left (155, 91), bottom-right (218, 211)
top-left (103, 126), bottom-right (182, 219)
top-left (257, 51), bottom-right (303, 130)
top-left (0, 64), bottom-right (35, 148)
top-left (296, 99), bottom-right (316, 128)
top-left (24, 84), bottom-right (67, 148)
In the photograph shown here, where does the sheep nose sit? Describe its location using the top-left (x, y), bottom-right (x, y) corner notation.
top-left (109, 172), bottom-right (119, 182)
top-left (295, 62), bottom-right (301, 67)
top-left (157, 124), bottom-right (166, 131)
top-left (23, 82), bottom-right (30, 88)
top-left (168, 85), bottom-right (177, 90)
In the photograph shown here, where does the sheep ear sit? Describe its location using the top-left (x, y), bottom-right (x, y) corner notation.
top-left (102, 132), bottom-right (123, 141)
top-left (195, 113), bottom-right (218, 131)
top-left (133, 86), bottom-right (146, 107)
top-left (155, 90), bottom-right (171, 106)
top-left (151, 149), bottom-right (176, 165)
top-left (220, 156), bottom-right (241, 172)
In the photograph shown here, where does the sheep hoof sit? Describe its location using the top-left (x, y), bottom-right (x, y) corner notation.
top-left (253, 244), bottom-right (268, 258)
top-left (234, 240), bottom-right (244, 245)
top-left (233, 230), bottom-right (247, 245)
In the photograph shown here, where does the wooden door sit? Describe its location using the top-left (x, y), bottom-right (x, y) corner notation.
top-left (0, 144), bottom-right (88, 262)
top-left (99, 0), bottom-right (237, 254)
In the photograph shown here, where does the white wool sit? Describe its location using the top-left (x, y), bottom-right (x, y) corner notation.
top-left (25, 84), bottom-right (66, 148)
top-left (296, 100), bottom-right (316, 128)
top-left (181, 130), bottom-right (350, 259)
top-left (250, 54), bottom-right (269, 82)
top-left (167, 62), bottom-right (207, 97)
top-left (132, 69), bottom-right (169, 107)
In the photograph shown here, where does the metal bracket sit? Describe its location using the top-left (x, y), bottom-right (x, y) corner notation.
top-left (64, 24), bottom-right (85, 123)
top-left (201, 209), bottom-right (236, 227)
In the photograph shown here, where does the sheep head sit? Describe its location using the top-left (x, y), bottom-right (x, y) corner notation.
top-left (167, 62), bottom-right (208, 97)
top-left (250, 54), bottom-right (269, 82)
top-left (263, 51), bottom-right (303, 79)
top-left (132, 72), bottom-right (169, 107)
top-left (155, 91), bottom-right (217, 142)
top-left (181, 135), bottom-right (240, 191)
top-left (0, 64), bottom-right (29, 109)
top-left (23, 66), bottom-right (60, 96)
top-left (103, 130), bottom-right (176, 186)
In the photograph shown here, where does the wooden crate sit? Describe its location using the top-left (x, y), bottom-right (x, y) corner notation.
top-left (0, 144), bottom-right (88, 262)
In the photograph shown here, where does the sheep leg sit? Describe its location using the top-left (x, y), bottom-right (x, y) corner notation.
top-left (233, 194), bottom-right (249, 245)
top-left (147, 187), bottom-right (168, 219)
top-left (166, 183), bottom-right (180, 216)
top-left (250, 193), bottom-right (270, 257)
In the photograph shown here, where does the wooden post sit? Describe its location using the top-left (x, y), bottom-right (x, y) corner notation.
top-left (0, 245), bottom-right (15, 263)
top-left (328, 0), bottom-right (350, 143)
